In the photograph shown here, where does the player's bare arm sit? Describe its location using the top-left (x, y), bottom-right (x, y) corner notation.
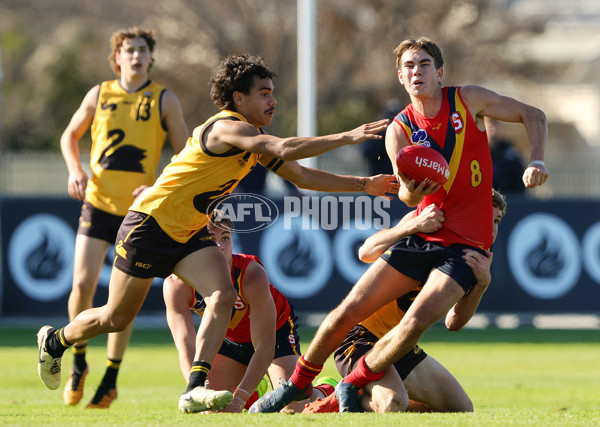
top-left (358, 204), bottom-right (444, 263)
top-left (265, 158), bottom-right (398, 197)
top-left (161, 89), bottom-right (189, 153)
top-left (460, 85), bottom-right (549, 188)
top-left (60, 85), bottom-right (100, 200)
top-left (163, 275), bottom-right (197, 380)
top-left (225, 261), bottom-right (276, 413)
top-left (208, 118), bottom-right (389, 161)
top-left (385, 121), bottom-right (407, 176)
top-left (445, 249), bottom-right (493, 331)
top-left (385, 122), bottom-right (440, 207)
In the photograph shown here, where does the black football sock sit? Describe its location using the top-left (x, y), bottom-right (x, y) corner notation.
top-left (89, 359), bottom-right (120, 403)
top-left (46, 328), bottom-right (71, 358)
top-left (99, 359), bottom-right (121, 389)
top-left (185, 361), bottom-right (211, 392)
top-left (72, 345), bottom-right (87, 373)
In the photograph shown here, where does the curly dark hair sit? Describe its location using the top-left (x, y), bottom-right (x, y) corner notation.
top-left (210, 54), bottom-right (276, 110)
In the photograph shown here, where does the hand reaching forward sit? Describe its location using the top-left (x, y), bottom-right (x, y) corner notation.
top-left (343, 119), bottom-right (389, 145)
top-left (364, 174), bottom-right (399, 200)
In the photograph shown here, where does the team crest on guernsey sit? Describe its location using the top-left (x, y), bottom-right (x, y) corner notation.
top-left (143, 91), bottom-right (153, 97)
top-left (411, 129), bottom-right (431, 147)
top-left (238, 152), bottom-right (252, 167)
top-left (101, 102), bottom-right (117, 111)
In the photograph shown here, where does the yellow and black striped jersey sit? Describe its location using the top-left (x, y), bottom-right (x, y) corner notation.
top-left (87, 80), bottom-right (168, 216)
top-left (130, 110), bottom-right (259, 243)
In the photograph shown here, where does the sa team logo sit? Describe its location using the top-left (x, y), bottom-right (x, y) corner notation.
top-left (233, 295), bottom-right (247, 310)
top-left (451, 112), bottom-right (464, 133)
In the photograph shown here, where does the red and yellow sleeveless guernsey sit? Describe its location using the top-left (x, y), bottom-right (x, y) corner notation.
top-left (130, 110), bottom-right (260, 243)
top-left (190, 253), bottom-right (292, 344)
top-left (395, 86), bottom-right (493, 250)
top-left (87, 80), bottom-right (168, 216)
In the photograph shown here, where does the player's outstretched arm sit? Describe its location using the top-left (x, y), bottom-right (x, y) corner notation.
top-left (214, 119), bottom-right (389, 161)
top-left (267, 159), bottom-right (399, 197)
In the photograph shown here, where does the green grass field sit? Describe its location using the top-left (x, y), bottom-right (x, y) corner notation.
top-left (1, 325), bottom-right (599, 426)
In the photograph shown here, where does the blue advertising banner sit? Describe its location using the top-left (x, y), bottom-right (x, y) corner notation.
top-left (0, 197), bottom-right (165, 316)
top-left (478, 196), bottom-right (600, 313)
top-left (232, 195), bottom-right (600, 313)
top-left (1, 195), bottom-right (599, 317)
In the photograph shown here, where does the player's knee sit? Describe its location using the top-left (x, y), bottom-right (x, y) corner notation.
top-left (211, 286), bottom-right (237, 310)
top-left (162, 274), bottom-right (176, 290)
top-left (71, 276), bottom-right (96, 296)
top-left (433, 393), bottom-right (473, 412)
top-left (107, 315), bottom-right (133, 332)
top-left (329, 299), bottom-right (364, 328)
top-left (370, 388), bottom-right (409, 413)
top-left (448, 396), bottom-right (473, 412)
top-left (320, 308), bottom-right (352, 336)
top-left (402, 314), bottom-right (431, 337)
top-left (100, 307), bottom-right (134, 332)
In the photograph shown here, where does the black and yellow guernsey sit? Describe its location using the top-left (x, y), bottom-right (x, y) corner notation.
top-left (131, 110), bottom-right (262, 243)
top-left (87, 80), bottom-right (168, 216)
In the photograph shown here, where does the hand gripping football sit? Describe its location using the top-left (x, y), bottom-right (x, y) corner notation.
top-left (396, 145), bottom-right (450, 186)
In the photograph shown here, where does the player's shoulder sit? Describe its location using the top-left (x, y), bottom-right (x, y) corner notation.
top-left (213, 115), bottom-right (256, 134)
top-left (457, 85), bottom-right (498, 101)
top-left (240, 256), bottom-right (269, 285)
top-left (86, 83), bottom-right (104, 97)
top-left (209, 118), bottom-right (259, 150)
top-left (159, 87), bottom-right (183, 111)
top-left (80, 84), bottom-right (103, 111)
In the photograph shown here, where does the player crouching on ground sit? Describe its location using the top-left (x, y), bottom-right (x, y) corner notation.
top-left (164, 211), bottom-right (335, 413)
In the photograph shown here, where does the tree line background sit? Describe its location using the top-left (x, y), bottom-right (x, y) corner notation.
top-left (0, 0), bottom-right (550, 153)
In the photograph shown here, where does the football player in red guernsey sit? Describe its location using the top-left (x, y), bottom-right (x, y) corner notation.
top-left (164, 211), bottom-right (334, 413)
top-left (301, 189), bottom-right (507, 414)
top-left (251, 37), bottom-right (548, 414)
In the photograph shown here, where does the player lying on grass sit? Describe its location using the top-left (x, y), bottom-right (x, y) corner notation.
top-left (164, 211), bottom-right (335, 413)
top-left (302, 189), bottom-right (506, 413)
